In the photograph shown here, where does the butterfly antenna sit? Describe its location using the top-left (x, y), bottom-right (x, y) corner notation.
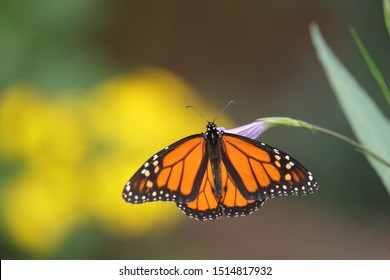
top-left (185, 105), bottom-right (209, 123)
top-left (212, 100), bottom-right (235, 122)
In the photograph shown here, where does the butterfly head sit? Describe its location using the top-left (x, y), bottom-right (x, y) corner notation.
top-left (206, 122), bottom-right (218, 132)
top-left (205, 122), bottom-right (221, 144)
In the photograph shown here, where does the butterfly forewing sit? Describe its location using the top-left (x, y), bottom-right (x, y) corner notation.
top-left (122, 134), bottom-right (208, 204)
top-left (221, 133), bottom-right (319, 201)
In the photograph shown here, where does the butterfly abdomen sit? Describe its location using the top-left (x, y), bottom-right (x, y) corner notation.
top-left (205, 122), bottom-right (224, 197)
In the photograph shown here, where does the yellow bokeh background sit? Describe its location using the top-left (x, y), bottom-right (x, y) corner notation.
top-left (0, 67), bottom-right (232, 256)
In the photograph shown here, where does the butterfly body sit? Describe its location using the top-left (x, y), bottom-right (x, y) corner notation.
top-left (123, 122), bottom-right (318, 221)
top-left (205, 122), bottom-right (223, 197)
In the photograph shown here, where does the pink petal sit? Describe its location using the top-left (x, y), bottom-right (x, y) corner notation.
top-left (219, 121), bottom-right (269, 140)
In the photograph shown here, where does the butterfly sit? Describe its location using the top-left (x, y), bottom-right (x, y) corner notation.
top-left (122, 121), bottom-right (318, 221)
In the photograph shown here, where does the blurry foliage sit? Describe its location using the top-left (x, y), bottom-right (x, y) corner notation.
top-left (0, 0), bottom-right (112, 90)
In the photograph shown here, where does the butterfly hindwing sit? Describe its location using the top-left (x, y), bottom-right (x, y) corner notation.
top-left (219, 159), bottom-right (267, 218)
top-left (177, 159), bottom-right (222, 221)
top-left (122, 134), bottom-right (208, 204)
top-left (221, 133), bottom-right (319, 201)
top-left (177, 158), bottom-right (267, 220)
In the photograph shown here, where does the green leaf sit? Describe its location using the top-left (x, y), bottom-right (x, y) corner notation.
top-left (385, 0), bottom-right (390, 35)
top-left (351, 28), bottom-right (390, 105)
top-left (310, 23), bottom-right (390, 194)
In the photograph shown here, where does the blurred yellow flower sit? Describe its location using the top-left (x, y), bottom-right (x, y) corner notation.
top-left (0, 87), bottom-right (87, 165)
top-left (2, 167), bottom-right (82, 254)
top-left (0, 67), bottom-right (233, 256)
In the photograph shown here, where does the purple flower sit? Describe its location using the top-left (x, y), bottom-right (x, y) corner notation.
top-left (219, 120), bottom-right (270, 140)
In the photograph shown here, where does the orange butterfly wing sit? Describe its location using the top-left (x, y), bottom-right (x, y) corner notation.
top-left (122, 134), bottom-right (208, 204)
top-left (220, 133), bottom-right (318, 201)
top-left (219, 159), bottom-right (266, 218)
top-left (177, 158), bottom-right (266, 220)
top-left (177, 159), bottom-right (222, 220)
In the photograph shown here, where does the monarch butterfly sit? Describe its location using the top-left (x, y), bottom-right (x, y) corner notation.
top-left (122, 116), bottom-right (319, 221)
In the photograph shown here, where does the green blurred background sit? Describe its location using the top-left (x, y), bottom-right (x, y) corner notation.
top-left (1, 0), bottom-right (389, 259)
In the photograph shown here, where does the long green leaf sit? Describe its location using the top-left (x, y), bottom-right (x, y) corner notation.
top-left (384, 0), bottom-right (390, 35)
top-left (351, 29), bottom-right (390, 105)
top-left (310, 23), bottom-right (390, 194)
